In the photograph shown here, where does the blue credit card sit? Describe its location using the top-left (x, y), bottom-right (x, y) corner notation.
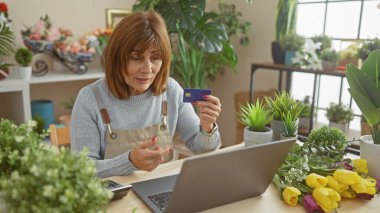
top-left (183, 88), bottom-right (212, 103)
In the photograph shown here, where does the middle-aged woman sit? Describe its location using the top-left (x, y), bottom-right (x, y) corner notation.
top-left (71, 11), bottom-right (221, 178)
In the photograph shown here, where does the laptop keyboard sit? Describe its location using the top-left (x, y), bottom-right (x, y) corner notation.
top-left (147, 191), bottom-right (172, 212)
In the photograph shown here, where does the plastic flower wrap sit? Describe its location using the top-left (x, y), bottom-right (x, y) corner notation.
top-left (274, 126), bottom-right (380, 212)
top-left (21, 15), bottom-right (72, 52)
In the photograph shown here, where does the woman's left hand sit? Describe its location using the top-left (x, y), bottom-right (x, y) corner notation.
top-left (193, 95), bottom-right (221, 133)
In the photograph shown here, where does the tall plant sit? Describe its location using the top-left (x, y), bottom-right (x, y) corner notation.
top-left (275, 0), bottom-right (297, 42)
top-left (133, 0), bottom-right (245, 88)
top-left (346, 50), bottom-right (380, 144)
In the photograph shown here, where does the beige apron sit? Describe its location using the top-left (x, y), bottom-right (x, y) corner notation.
top-left (90, 85), bottom-right (173, 162)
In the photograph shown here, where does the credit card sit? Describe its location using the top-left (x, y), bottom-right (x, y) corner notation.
top-left (183, 88), bottom-right (212, 103)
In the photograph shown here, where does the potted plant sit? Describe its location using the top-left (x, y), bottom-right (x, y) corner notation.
top-left (280, 112), bottom-right (298, 140)
top-left (319, 48), bottom-right (339, 71)
top-left (0, 3), bottom-right (15, 81)
top-left (265, 91), bottom-right (305, 140)
top-left (358, 38), bottom-right (380, 62)
top-left (339, 43), bottom-right (359, 66)
top-left (298, 96), bottom-right (311, 131)
top-left (272, 0), bottom-right (297, 64)
top-left (325, 102), bottom-right (354, 132)
top-left (346, 50), bottom-right (380, 178)
top-left (279, 33), bottom-right (305, 66)
top-left (0, 119), bottom-right (112, 212)
top-left (237, 100), bottom-right (273, 146)
top-left (14, 48), bottom-right (33, 79)
top-left (311, 35), bottom-right (332, 54)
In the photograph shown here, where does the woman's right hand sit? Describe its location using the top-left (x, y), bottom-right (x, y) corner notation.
top-left (129, 136), bottom-right (172, 172)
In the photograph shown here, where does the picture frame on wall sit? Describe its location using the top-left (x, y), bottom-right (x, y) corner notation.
top-left (106, 9), bottom-right (131, 29)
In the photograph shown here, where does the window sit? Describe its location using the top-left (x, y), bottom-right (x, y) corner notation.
top-left (292, 0), bottom-right (380, 131)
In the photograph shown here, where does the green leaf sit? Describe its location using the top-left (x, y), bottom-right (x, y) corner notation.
top-left (361, 49), bottom-right (380, 87)
top-left (0, 23), bottom-right (15, 56)
top-left (348, 88), bottom-right (379, 126)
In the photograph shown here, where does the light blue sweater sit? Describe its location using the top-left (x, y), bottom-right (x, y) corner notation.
top-left (71, 78), bottom-right (221, 178)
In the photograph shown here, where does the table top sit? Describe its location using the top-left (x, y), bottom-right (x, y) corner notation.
top-left (107, 145), bottom-right (380, 213)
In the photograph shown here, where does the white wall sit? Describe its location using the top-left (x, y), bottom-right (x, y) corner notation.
top-left (6, 0), bottom-right (278, 147)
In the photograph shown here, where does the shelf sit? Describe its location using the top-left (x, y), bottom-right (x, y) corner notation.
top-left (29, 69), bottom-right (104, 84)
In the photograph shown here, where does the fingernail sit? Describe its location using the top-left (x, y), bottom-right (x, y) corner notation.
top-left (203, 95), bottom-right (208, 99)
top-left (192, 102), bottom-right (197, 106)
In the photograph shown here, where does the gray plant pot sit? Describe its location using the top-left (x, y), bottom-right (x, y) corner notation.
top-left (359, 135), bottom-right (380, 179)
top-left (271, 119), bottom-right (299, 141)
top-left (244, 126), bottom-right (273, 147)
top-left (322, 60), bottom-right (337, 71)
top-left (299, 117), bottom-right (310, 130)
top-left (328, 122), bottom-right (348, 132)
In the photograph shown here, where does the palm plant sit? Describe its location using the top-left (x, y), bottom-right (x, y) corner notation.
top-left (0, 22), bottom-right (14, 57)
top-left (265, 91), bottom-right (305, 121)
top-left (237, 100), bottom-right (272, 132)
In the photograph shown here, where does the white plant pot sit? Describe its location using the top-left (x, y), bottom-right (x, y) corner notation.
top-left (244, 126), bottom-right (273, 147)
top-left (17, 66), bottom-right (32, 80)
top-left (280, 135), bottom-right (297, 141)
top-left (271, 119), bottom-right (299, 141)
top-left (328, 122), bottom-right (348, 132)
top-left (359, 135), bottom-right (380, 179)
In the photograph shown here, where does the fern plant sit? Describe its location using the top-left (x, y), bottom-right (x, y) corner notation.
top-left (237, 100), bottom-right (272, 132)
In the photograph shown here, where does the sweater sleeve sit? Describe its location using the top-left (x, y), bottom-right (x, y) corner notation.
top-left (169, 79), bottom-right (221, 154)
top-left (70, 86), bottom-right (138, 178)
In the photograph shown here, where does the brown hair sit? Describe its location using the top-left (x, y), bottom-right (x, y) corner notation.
top-left (102, 11), bottom-right (171, 99)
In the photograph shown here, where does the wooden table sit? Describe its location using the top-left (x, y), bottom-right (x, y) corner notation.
top-left (107, 145), bottom-right (380, 213)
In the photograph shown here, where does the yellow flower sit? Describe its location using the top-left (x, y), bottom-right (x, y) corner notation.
top-left (340, 188), bottom-right (356, 199)
top-left (313, 187), bottom-right (341, 212)
top-left (306, 173), bottom-right (328, 188)
top-left (333, 169), bottom-right (361, 185)
top-left (326, 175), bottom-right (348, 193)
top-left (351, 178), bottom-right (377, 195)
top-left (282, 187), bottom-right (301, 207)
top-left (365, 177), bottom-right (377, 184)
top-left (353, 159), bottom-right (368, 174)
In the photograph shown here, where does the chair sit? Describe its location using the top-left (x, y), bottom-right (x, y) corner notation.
top-left (49, 124), bottom-right (71, 148)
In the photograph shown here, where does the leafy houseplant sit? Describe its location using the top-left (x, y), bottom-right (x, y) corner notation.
top-left (339, 43), bottom-right (359, 66)
top-left (320, 49), bottom-right (339, 71)
top-left (279, 33), bottom-right (305, 66)
top-left (0, 2), bottom-right (14, 79)
top-left (310, 35), bottom-right (332, 53)
top-left (132, 0), bottom-right (252, 88)
top-left (346, 50), bottom-right (380, 178)
top-left (298, 96), bottom-right (311, 130)
top-left (15, 48), bottom-right (33, 79)
top-left (325, 102), bottom-right (354, 132)
top-left (272, 0), bottom-right (297, 64)
top-left (358, 38), bottom-right (380, 61)
top-left (265, 91), bottom-right (305, 140)
top-left (237, 100), bottom-right (273, 146)
top-left (0, 119), bottom-right (112, 212)
top-left (281, 112), bottom-right (299, 138)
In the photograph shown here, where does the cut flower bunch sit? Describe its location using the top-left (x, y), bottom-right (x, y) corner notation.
top-left (274, 126), bottom-right (380, 212)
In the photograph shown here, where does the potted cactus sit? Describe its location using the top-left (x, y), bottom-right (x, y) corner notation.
top-left (15, 48), bottom-right (33, 79)
top-left (346, 50), bottom-right (380, 178)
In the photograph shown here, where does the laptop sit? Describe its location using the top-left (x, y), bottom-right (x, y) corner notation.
top-left (132, 138), bottom-right (295, 213)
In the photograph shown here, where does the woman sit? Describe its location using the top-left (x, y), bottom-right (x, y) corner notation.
top-left (71, 11), bottom-right (221, 178)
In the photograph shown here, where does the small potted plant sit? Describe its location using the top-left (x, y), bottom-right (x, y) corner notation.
top-left (237, 100), bottom-right (273, 146)
top-left (319, 48), bottom-right (339, 71)
top-left (358, 38), bottom-right (380, 62)
top-left (298, 96), bottom-right (311, 131)
top-left (280, 112), bottom-right (298, 140)
top-left (346, 50), bottom-right (380, 178)
top-left (325, 102), bottom-right (354, 132)
top-left (311, 35), bottom-right (332, 54)
top-left (280, 33), bottom-right (305, 66)
top-left (265, 91), bottom-right (305, 140)
top-left (339, 43), bottom-right (359, 66)
top-left (14, 48), bottom-right (33, 79)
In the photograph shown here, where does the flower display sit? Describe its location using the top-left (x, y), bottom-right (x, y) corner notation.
top-left (0, 2), bottom-right (10, 26)
top-left (21, 15), bottom-right (72, 52)
top-left (291, 39), bottom-right (323, 70)
top-left (87, 28), bottom-right (113, 55)
top-left (274, 126), bottom-right (380, 212)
